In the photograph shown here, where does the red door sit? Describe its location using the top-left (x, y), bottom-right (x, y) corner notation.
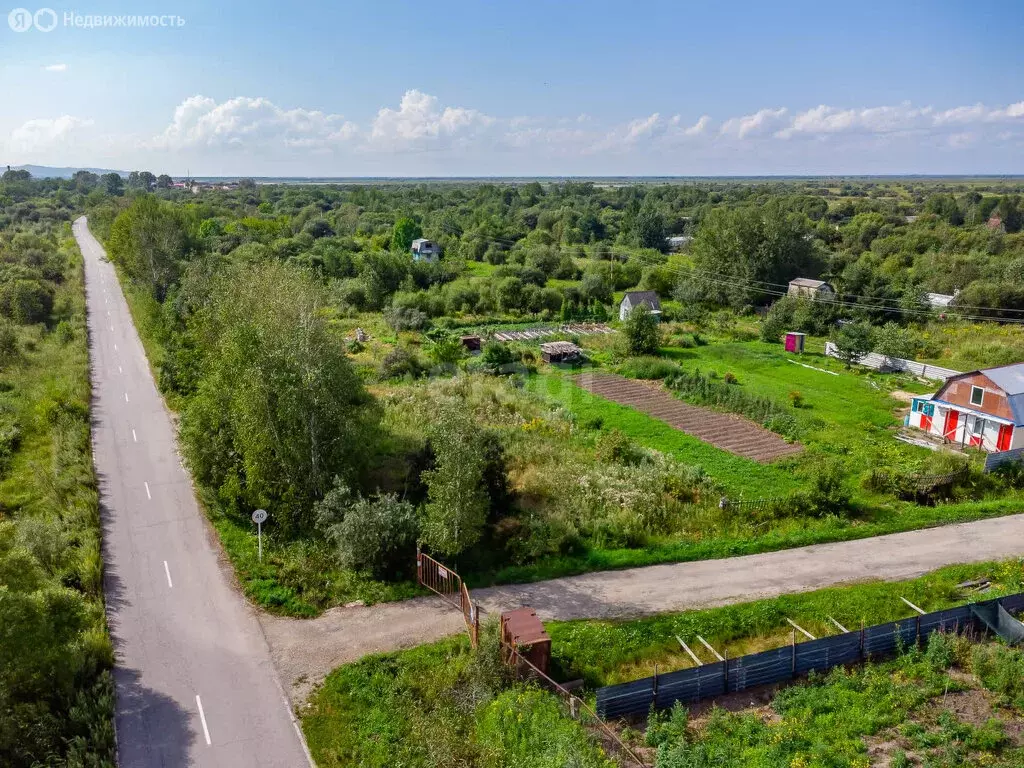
top-left (942, 409), bottom-right (959, 441)
top-left (921, 413), bottom-right (933, 431)
top-left (997, 423), bottom-right (1013, 451)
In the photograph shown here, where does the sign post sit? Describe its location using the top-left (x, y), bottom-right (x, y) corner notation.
top-left (251, 509), bottom-right (268, 562)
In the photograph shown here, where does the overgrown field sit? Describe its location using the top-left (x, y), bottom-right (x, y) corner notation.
top-left (0, 221), bottom-right (115, 766)
top-left (639, 635), bottom-right (1024, 767)
top-left (301, 560), bottom-right (1024, 768)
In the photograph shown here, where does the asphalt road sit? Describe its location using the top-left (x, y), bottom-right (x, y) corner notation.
top-left (75, 217), bottom-right (312, 767)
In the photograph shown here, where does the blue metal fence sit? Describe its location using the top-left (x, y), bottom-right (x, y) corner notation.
top-left (596, 592), bottom-right (1022, 719)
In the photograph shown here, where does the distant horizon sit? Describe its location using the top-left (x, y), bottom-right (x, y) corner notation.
top-left (10, 163), bottom-right (1024, 183)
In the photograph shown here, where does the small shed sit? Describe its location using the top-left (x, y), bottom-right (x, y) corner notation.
top-left (460, 335), bottom-right (482, 352)
top-left (787, 278), bottom-right (834, 299)
top-left (540, 341), bottom-right (582, 364)
top-left (784, 332), bottom-right (806, 354)
top-left (500, 607), bottom-right (551, 677)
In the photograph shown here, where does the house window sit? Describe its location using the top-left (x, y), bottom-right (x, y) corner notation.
top-left (970, 386), bottom-right (985, 407)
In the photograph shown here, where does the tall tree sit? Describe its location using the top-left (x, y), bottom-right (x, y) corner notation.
top-left (420, 406), bottom-right (489, 557)
top-left (108, 195), bottom-right (191, 300)
top-left (685, 201), bottom-right (816, 309)
top-left (392, 216), bottom-right (423, 252)
top-left (180, 261), bottom-right (377, 533)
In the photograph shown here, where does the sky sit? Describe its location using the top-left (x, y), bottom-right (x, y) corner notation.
top-left (0, 0), bottom-right (1022, 176)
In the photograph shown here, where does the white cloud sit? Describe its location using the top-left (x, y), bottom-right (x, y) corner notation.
top-left (682, 115), bottom-right (711, 136)
top-left (151, 95), bottom-right (357, 150)
top-left (720, 107), bottom-right (789, 139)
top-left (43, 63), bottom-right (67, 72)
top-left (121, 93), bottom-right (1024, 174)
top-left (934, 101), bottom-right (1024, 124)
top-left (368, 89), bottom-right (494, 149)
top-left (777, 103), bottom-right (934, 138)
top-left (9, 115), bottom-right (94, 154)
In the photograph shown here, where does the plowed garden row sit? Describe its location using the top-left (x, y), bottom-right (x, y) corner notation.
top-left (574, 372), bottom-right (803, 463)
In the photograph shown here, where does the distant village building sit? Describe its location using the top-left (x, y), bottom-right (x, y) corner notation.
top-left (460, 335), bottom-right (482, 353)
top-left (411, 238), bottom-right (441, 263)
top-left (907, 363), bottom-right (1024, 452)
top-left (665, 235), bottom-right (692, 252)
top-left (787, 278), bottom-right (834, 299)
top-left (540, 341), bottom-right (583, 364)
top-left (619, 290), bottom-right (662, 322)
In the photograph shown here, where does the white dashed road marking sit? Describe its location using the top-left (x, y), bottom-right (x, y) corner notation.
top-left (164, 561), bottom-right (173, 588)
top-left (196, 696), bottom-right (212, 745)
top-left (144, 481), bottom-right (151, 500)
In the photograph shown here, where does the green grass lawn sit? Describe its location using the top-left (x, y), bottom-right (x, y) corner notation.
top-left (662, 340), bottom-right (935, 477)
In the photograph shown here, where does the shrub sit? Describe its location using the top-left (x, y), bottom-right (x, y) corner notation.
top-left (316, 481), bottom-right (419, 579)
top-left (622, 303), bottom-right (661, 356)
top-left (645, 701), bottom-right (689, 748)
top-left (802, 457), bottom-right (852, 515)
top-left (722, 371), bottom-right (738, 385)
top-left (383, 305), bottom-right (429, 331)
top-left (0, 278), bottom-right (53, 324)
top-left (476, 688), bottom-right (614, 768)
top-left (54, 320), bottom-right (74, 344)
top-left (618, 356), bottom-right (681, 380)
top-left (378, 346), bottom-right (423, 380)
top-left (595, 429), bottom-right (644, 465)
top-left (0, 321), bottom-right (18, 368)
top-left (789, 390), bottom-right (804, 408)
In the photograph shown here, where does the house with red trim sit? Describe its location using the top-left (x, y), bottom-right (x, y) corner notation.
top-left (907, 363), bottom-right (1024, 452)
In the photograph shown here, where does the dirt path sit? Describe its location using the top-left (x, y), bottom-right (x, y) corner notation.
top-left (262, 512), bottom-right (1024, 705)
top-left (574, 372), bottom-right (803, 462)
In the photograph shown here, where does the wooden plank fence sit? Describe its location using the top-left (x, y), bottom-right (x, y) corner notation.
top-left (596, 592), bottom-right (1024, 719)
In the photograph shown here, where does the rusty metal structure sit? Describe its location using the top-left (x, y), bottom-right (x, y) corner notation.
top-left (416, 547), bottom-right (479, 648)
top-left (500, 607), bottom-right (551, 677)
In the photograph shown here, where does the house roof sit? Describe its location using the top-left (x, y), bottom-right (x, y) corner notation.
top-left (540, 341), bottom-right (582, 355)
top-left (789, 278), bottom-right (831, 289)
top-left (622, 290), bottom-right (662, 309)
top-left (952, 362), bottom-right (1024, 426)
top-left (926, 292), bottom-right (956, 308)
top-left (411, 238), bottom-right (433, 247)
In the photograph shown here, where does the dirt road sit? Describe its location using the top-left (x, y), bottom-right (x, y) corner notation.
top-left (261, 512), bottom-right (1024, 704)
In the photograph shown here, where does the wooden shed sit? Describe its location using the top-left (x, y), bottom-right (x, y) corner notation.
top-left (460, 335), bottom-right (482, 352)
top-left (540, 341), bottom-right (582, 364)
top-left (500, 607), bottom-right (551, 677)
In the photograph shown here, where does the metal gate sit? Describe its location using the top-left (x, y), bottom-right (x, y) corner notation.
top-left (417, 548), bottom-right (479, 648)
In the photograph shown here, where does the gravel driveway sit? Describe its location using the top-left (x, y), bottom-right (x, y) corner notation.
top-left (262, 512), bottom-right (1024, 704)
